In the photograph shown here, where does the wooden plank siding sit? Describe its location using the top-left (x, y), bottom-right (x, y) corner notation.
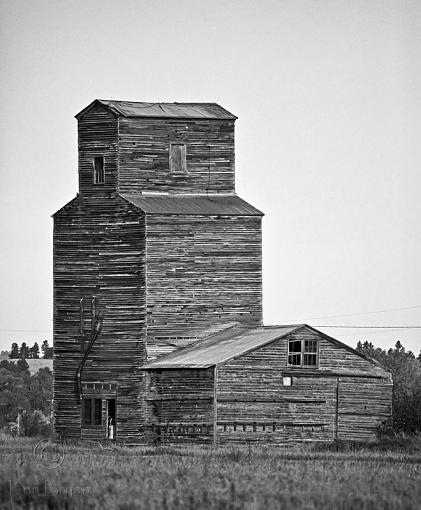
top-left (337, 377), bottom-right (392, 441)
top-left (53, 195), bottom-right (147, 441)
top-left (214, 328), bottom-right (391, 444)
top-left (54, 101), bottom-right (392, 445)
top-left (145, 369), bottom-right (214, 443)
top-left (118, 118), bottom-right (235, 195)
top-left (78, 103), bottom-right (119, 197)
top-left (145, 214), bottom-right (263, 359)
top-left (216, 331), bottom-right (335, 444)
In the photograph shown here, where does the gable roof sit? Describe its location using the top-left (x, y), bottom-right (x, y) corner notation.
top-left (121, 194), bottom-right (263, 216)
top-left (143, 325), bottom-right (302, 369)
top-left (142, 323), bottom-right (390, 371)
top-left (76, 100), bottom-right (237, 120)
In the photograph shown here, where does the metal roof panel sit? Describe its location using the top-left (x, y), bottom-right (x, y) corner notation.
top-left (121, 194), bottom-right (264, 216)
top-left (143, 325), bottom-right (303, 369)
top-left (97, 100), bottom-right (236, 119)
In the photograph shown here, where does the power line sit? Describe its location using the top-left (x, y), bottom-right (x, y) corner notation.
top-left (289, 305), bottom-right (421, 322)
top-left (0, 329), bottom-right (52, 333)
top-left (314, 325), bottom-right (421, 329)
top-left (339, 328), bottom-right (412, 337)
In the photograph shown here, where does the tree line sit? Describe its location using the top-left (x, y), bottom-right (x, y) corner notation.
top-left (356, 340), bottom-right (421, 434)
top-left (8, 340), bottom-right (53, 359)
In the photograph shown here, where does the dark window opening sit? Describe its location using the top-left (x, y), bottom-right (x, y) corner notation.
top-left (93, 156), bottom-right (105, 184)
top-left (169, 143), bottom-right (187, 173)
top-left (107, 399), bottom-right (116, 440)
top-left (288, 339), bottom-right (318, 367)
top-left (82, 398), bottom-right (102, 425)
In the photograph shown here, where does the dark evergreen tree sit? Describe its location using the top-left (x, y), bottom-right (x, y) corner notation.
top-left (30, 342), bottom-right (40, 359)
top-left (9, 343), bottom-right (19, 359)
top-left (19, 342), bottom-right (30, 359)
top-left (41, 340), bottom-right (53, 359)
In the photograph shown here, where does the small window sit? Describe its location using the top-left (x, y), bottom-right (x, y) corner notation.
top-left (169, 143), bottom-right (187, 173)
top-left (93, 156), bottom-right (105, 184)
top-left (288, 339), bottom-right (318, 367)
top-left (82, 398), bottom-right (102, 425)
top-left (282, 377), bottom-right (292, 386)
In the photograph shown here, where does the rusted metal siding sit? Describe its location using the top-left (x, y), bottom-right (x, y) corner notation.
top-left (53, 195), bottom-right (147, 441)
top-left (117, 117), bottom-right (236, 195)
top-left (144, 214), bottom-right (263, 360)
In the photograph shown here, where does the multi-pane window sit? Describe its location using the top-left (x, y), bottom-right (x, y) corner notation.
top-left (93, 156), bottom-right (105, 184)
top-left (303, 340), bottom-right (318, 366)
top-left (169, 143), bottom-right (187, 173)
top-left (82, 398), bottom-right (102, 425)
top-left (288, 339), bottom-right (318, 367)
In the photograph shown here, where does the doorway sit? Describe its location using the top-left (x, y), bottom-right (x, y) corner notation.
top-left (107, 399), bottom-right (116, 440)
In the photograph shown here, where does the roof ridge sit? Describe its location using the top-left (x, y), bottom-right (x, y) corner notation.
top-left (75, 99), bottom-right (237, 120)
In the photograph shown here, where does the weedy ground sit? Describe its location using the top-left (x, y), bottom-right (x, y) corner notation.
top-left (0, 436), bottom-right (420, 509)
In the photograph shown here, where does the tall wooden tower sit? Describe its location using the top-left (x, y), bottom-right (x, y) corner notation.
top-left (53, 100), bottom-right (263, 441)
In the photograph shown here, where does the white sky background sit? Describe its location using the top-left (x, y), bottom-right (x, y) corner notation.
top-left (0, 0), bottom-right (420, 354)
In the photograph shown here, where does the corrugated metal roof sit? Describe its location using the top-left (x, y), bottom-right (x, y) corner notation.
top-left (121, 194), bottom-right (263, 216)
top-left (77, 100), bottom-right (237, 119)
top-left (143, 325), bottom-right (303, 369)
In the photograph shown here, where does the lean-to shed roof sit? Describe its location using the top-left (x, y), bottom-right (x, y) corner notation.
top-left (121, 194), bottom-right (263, 216)
top-left (76, 100), bottom-right (237, 120)
top-left (142, 325), bottom-right (302, 369)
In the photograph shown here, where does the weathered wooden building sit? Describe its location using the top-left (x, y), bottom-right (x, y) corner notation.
top-left (53, 100), bottom-right (392, 444)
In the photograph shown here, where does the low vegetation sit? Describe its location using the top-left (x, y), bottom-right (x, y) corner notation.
top-left (0, 436), bottom-right (420, 509)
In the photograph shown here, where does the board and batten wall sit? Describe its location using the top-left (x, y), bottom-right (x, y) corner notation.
top-left (145, 214), bottom-right (263, 359)
top-left (53, 196), bottom-right (147, 441)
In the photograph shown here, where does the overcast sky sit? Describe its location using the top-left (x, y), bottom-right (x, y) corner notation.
top-left (0, 0), bottom-right (420, 354)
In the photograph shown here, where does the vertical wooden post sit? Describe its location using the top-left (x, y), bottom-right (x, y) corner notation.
top-left (79, 298), bottom-right (84, 335)
top-left (91, 296), bottom-right (96, 333)
top-left (335, 377), bottom-right (339, 440)
top-left (213, 365), bottom-right (218, 447)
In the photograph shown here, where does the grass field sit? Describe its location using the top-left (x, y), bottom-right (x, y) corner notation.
top-left (0, 436), bottom-right (420, 509)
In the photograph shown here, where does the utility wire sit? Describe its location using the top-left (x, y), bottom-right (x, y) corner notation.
top-left (339, 329), bottom-right (412, 337)
top-left (314, 325), bottom-right (421, 329)
top-left (1, 306), bottom-right (421, 333)
top-left (289, 305), bottom-right (421, 322)
top-left (0, 329), bottom-right (52, 333)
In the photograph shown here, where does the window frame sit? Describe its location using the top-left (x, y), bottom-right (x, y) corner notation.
top-left (169, 142), bottom-right (187, 174)
top-left (93, 156), bottom-right (105, 184)
top-left (287, 338), bottom-right (319, 367)
top-left (82, 397), bottom-right (103, 427)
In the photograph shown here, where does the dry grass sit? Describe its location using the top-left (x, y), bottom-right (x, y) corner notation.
top-left (0, 436), bottom-right (420, 509)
